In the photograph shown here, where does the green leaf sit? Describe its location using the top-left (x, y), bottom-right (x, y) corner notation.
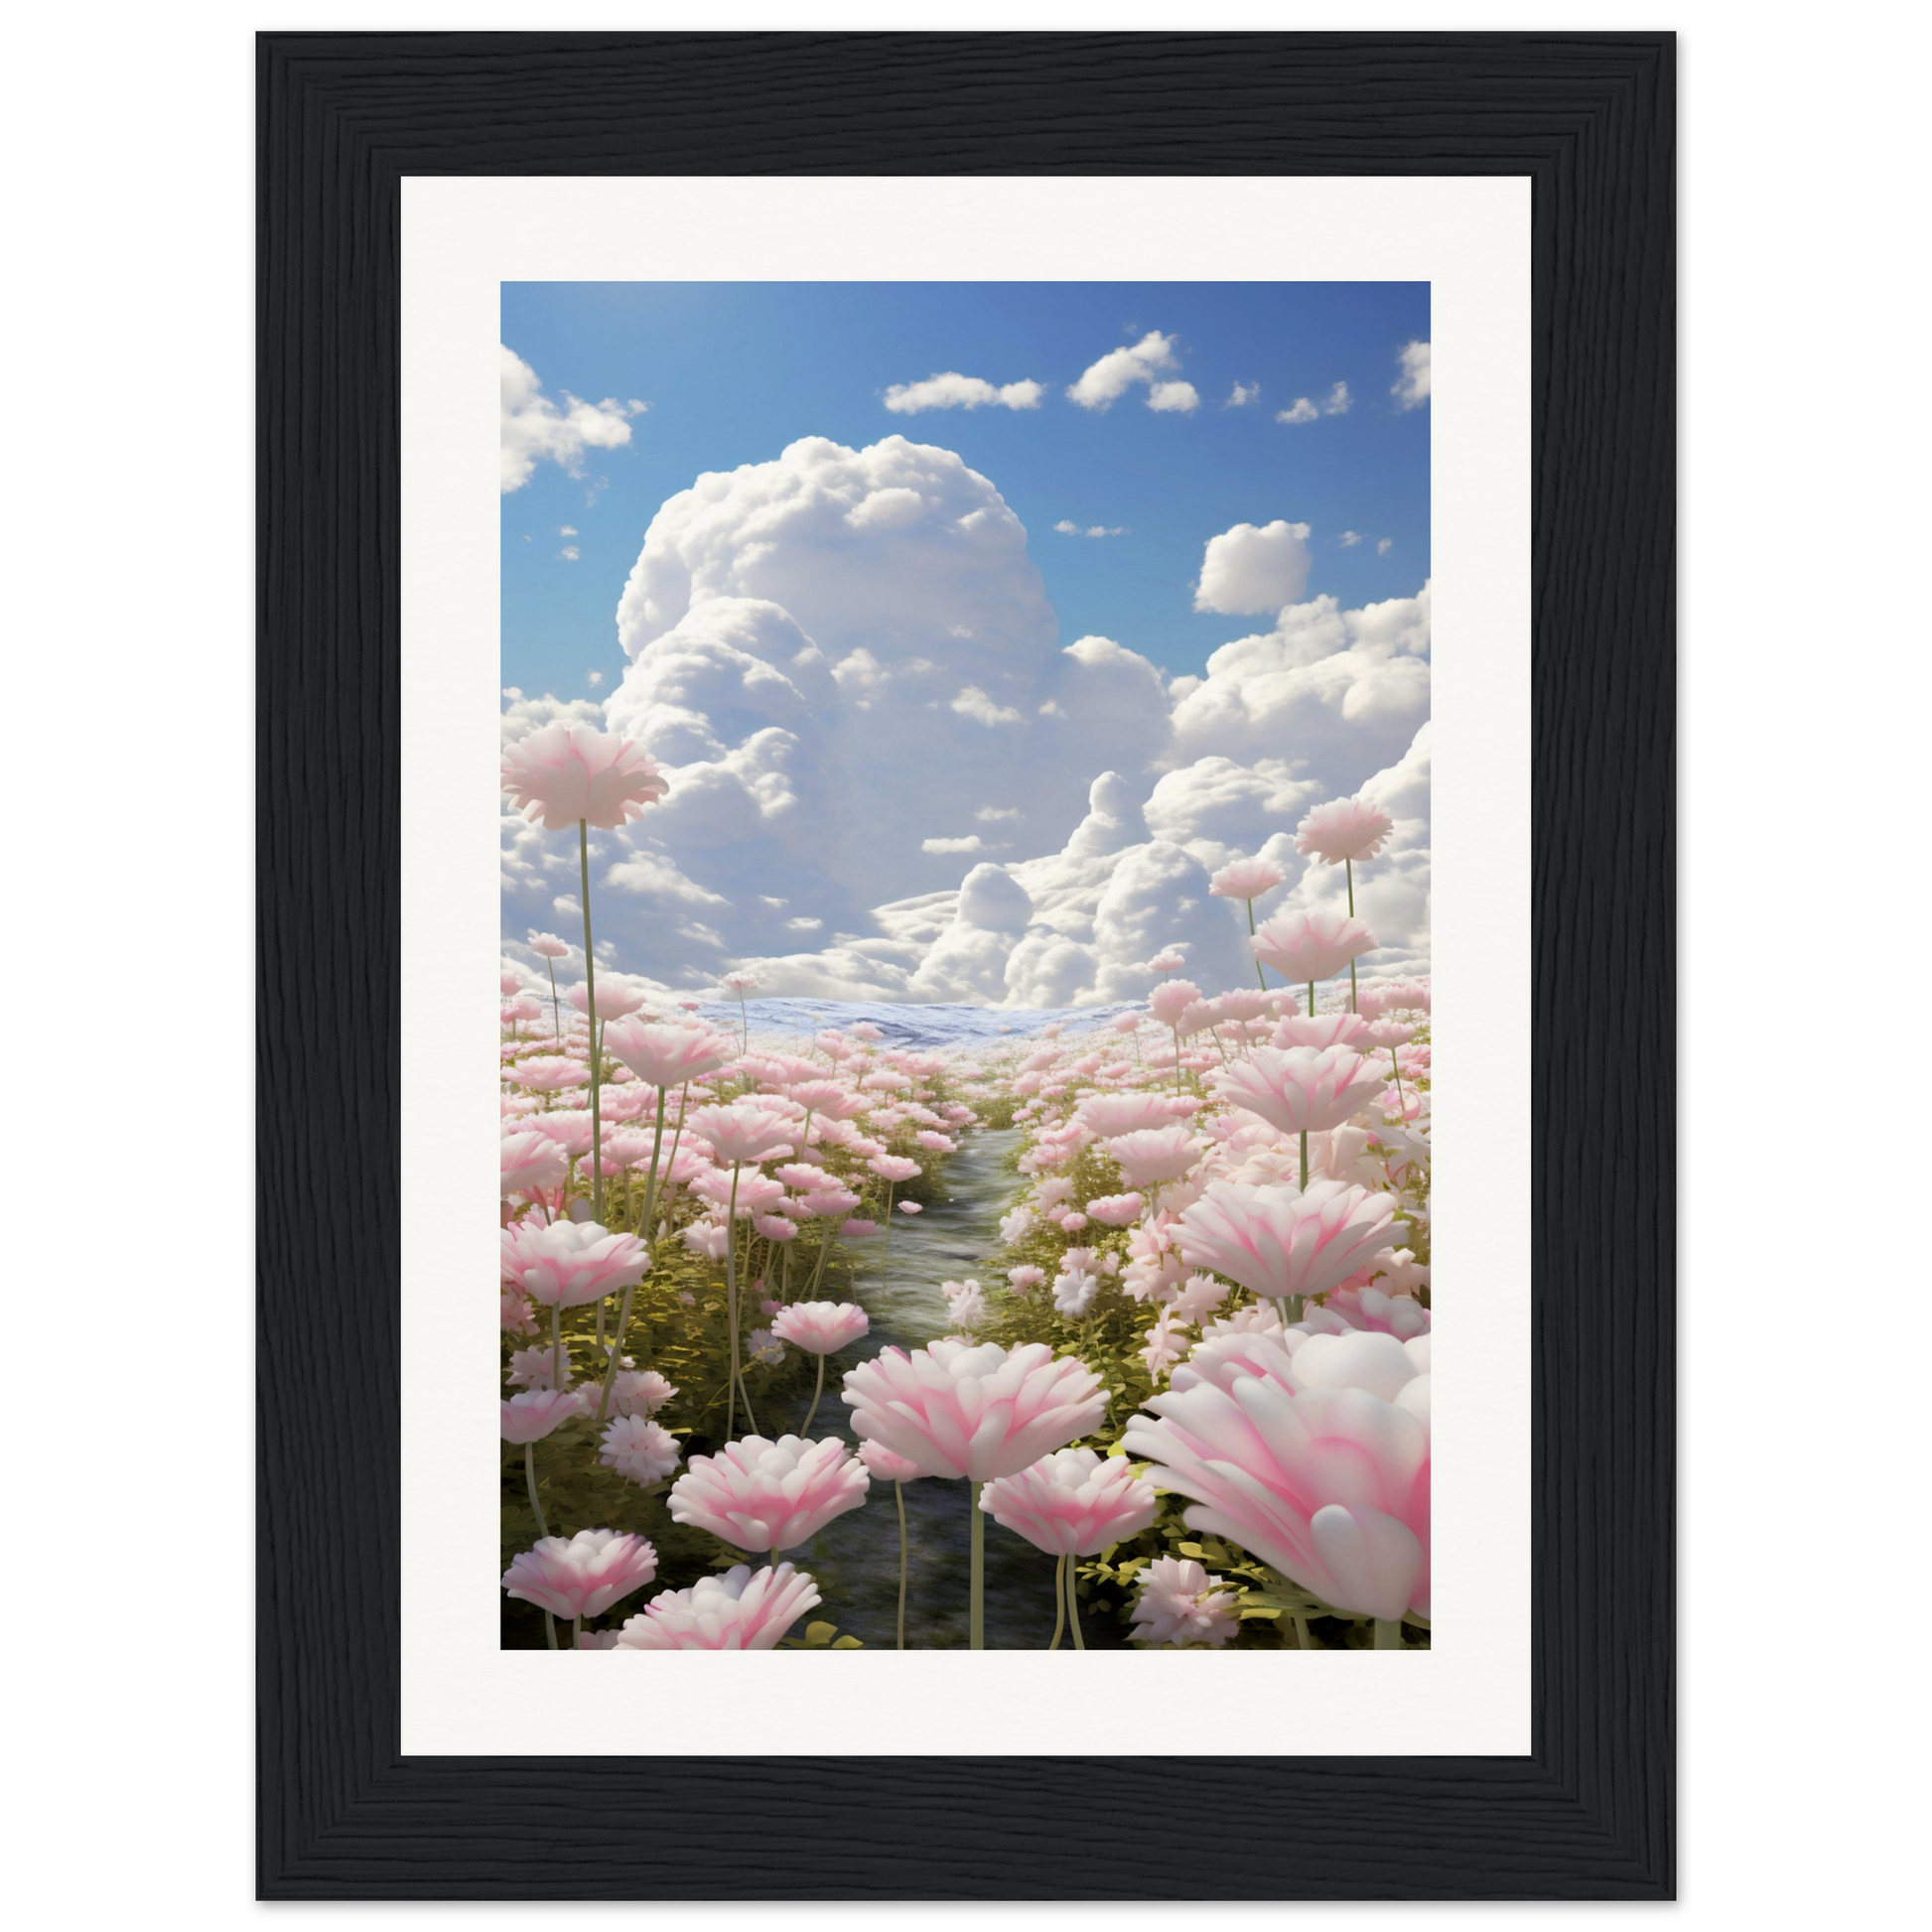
top-left (832, 1635), bottom-right (863, 1649)
top-left (803, 1620), bottom-right (838, 1645)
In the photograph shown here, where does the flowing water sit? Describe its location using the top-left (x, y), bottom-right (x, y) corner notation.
top-left (775, 1124), bottom-right (1125, 1650)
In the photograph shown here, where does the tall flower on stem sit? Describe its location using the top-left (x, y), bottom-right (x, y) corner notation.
top-left (842, 1340), bottom-right (1108, 1649)
top-left (771, 1301), bottom-right (870, 1433)
top-left (1210, 855), bottom-right (1289, 994)
top-left (1295, 796), bottom-right (1395, 1014)
top-left (502, 722), bottom-right (668, 1227)
top-left (668, 1435), bottom-right (870, 1560)
top-left (721, 970), bottom-right (759, 1051)
top-left (687, 1102), bottom-right (795, 1434)
top-left (1175, 1177), bottom-right (1399, 1323)
top-left (980, 1449), bottom-right (1159, 1650)
top-left (1251, 908), bottom-right (1377, 1025)
top-left (528, 930), bottom-right (571, 1039)
top-left (860, 1441), bottom-right (928, 1650)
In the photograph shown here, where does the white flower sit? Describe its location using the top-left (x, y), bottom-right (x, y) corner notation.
top-left (1130, 1556), bottom-right (1240, 1647)
top-left (599, 1415), bottom-right (682, 1484)
top-left (507, 1341), bottom-right (570, 1389)
top-left (747, 1325), bottom-right (786, 1368)
top-left (1053, 1268), bottom-right (1099, 1317)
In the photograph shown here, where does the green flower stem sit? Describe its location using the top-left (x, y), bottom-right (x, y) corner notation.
top-left (1346, 858), bottom-right (1359, 1015)
top-left (524, 1443), bottom-right (556, 1652)
top-left (895, 1481), bottom-right (908, 1652)
top-left (1300, 1129), bottom-right (1310, 1190)
top-left (596, 1085), bottom-right (669, 1424)
top-left (969, 1479), bottom-right (985, 1650)
top-left (1374, 1618), bottom-right (1404, 1650)
top-left (550, 1303), bottom-right (563, 1392)
top-left (724, 1165), bottom-right (742, 1440)
top-left (652, 1081), bottom-right (692, 1231)
top-left (1066, 1557), bottom-right (1086, 1651)
top-left (1049, 1554), bottom-right (1066, 1651)
top-left (577, 819), bottom-right (605, 1225)
top-left (546, 958), bottom-right (561, 1042)
top-left (801, 1351), bottom-right (826, 1435)
top-left (1307, 978), bottom-right (1315, 1022)
top-left (1247, 899), bottom-right (1267, 992)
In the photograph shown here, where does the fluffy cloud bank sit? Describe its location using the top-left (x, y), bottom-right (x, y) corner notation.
top-left (500, 346), bottom-right (645, 492)
top-left (502, 434), bottom-right (1429, 1006)
top-left (1194, 520), bottom-right (1313, 615)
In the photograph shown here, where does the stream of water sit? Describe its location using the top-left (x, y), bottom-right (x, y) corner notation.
top-left (776, 1123), bottom-right (1125, 1650)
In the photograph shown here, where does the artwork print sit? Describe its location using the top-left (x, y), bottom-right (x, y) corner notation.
top-left (497, 283), bottom-right (1434, 1654)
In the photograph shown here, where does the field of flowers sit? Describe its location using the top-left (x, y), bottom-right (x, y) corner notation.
top-left (499, 724), bottom-right (1431, 1652)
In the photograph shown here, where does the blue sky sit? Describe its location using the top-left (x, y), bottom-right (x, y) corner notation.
top-left (500, 281), bottom-right (1429, 696)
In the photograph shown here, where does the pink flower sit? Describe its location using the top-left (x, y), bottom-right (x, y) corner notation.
top-left (614, 1562), bottom-right (819, 1650)
top-left (785, 1079), bottom-right (872, 1120)
top-left (501, 723), bottom-right (668, 832)
top-left (771, 1302), bottom-right (870, 1355)
top-left (507, 1341), bottom-right (570, 1389)
top-left (506, 1054), bottom-right (589, 1093)
top-left (527, 1109), bottom-right (596, 1158)
top-left (1107, 1126), bottom-right (1201, 1190)
top-left (867, 1154), bottom-right (921, 1183)
top-left (859, 1441), bottom-right (927, 1483)
top-left (1252, 909), bottom-right (1378, 985)
top-left (567, 978), bottom-right (649, 1021)
top-left (681, 1220), bottom-right (730, 1262)
top-left (980, 1448), bottom-right (1158, 1555)
top-left (500, 1388), bottom-right (581, 1443)
top-left (721, 971), bottom-right (759, 995)
top-left (500, 1130), bottom-right (570, 1198)
top-left (840, 1218), bottom-right (881, 1239)
top-left (841, 1340), bottom-right (1109, 1481)
top-left (1129, 1556), bottom-right (1240, 1647)
top-left (667, 1435), bottom-right (870, 1553)
top-left (1295, 795), bottom-right (1396, 865)
top-left (1084, 1191), bottom-right (1145, 1227)
top-left (528, 931), bottom-right (572, 960)
top-left (1175, 1179), bottom-right (1400, 1304)
top-left (754, 1214), bottom-right (797, 1241)
top-left (1148, 950), bottom-right (1188, 975)
top-left (1272, 1012), bottom-right (1378, 1051)
top-left (1359, 977), bottom-right (1432, 1019)
top-left (797, 1184), bottom-right (862, 1220)
top-left (941, 1280), bottom-right (988, 1330)
top-left (1077, 1091), bottom-right (1182, 1137)
top-left (599, 1415), bottom-right (682, 1484)
top-left (603, 1017), bottom-right (736, 1088)
top-left (897, 1200), bottom-right (922, 1215)
top-left (501, 1217), bottom-right (650, 1309)
top-left (685, 1102), bottom-right (795, 1166)
top-left (1210, 855), bottom-right (1288, 900)
top-left (1123, 1346), bottom-right (1429, 1619)
top-left (1148, 979), bottom-right (1201, 1028)
top-left (500, 1529), bottom-right (659, 1619)
top-left (610, 1368), bottom-right (676, 1416)
top-left (1210, 1044), bottom-right (1389, 1136)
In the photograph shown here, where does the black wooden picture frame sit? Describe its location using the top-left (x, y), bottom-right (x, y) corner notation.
top-left (258, 30), bottom-right (1673, 1900)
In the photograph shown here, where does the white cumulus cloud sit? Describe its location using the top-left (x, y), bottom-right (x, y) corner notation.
top-left (1393, 341), bottom-right (1431, 410)
top-left (1147, 380), bottom-right (1200, 414)
top-left (500, 345), bottom-right (644, 493)
top-left (1066, 331), bottom-right (1187, 412)
top-left (1277, 397), bottom-right (1319, 425)
top-left (883, 372), bottom-right (1045, 414)
top-left (503, 434), bottom-right (1429, 1005)
top-left (1193, 520), bottom-right (1313, 616)
top-left (1225, 380), bottom-right (1260, 408)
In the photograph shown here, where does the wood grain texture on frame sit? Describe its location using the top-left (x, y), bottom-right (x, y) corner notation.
top-left (257, 30), bottom-right (1673, 1900)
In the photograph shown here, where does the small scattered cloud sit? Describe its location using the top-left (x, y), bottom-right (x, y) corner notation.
top-left (587, 669), bottom-right (606, 688)
top-left (1066, 330), bottom-right (1191, 413)
top-left (1277, 397), bottom-right (1320, 425)
top-left (1277, 380), bottom-right (1350, 425)
top-left (884, 372), bottom-right (1044, 413)
top-left (1053, 520), bottom-right (1127, 537)
top-left (559, 546), bottom-right (581, 562)
top-left (1321, 381), bottom-right (1351, 416)
top-left (922, 835), bottom-right (988, 855)
top-left (1194, 519), bottom-right (1313, 616)
top-left (976, 805), bottom-right (1023, 823)
top-left (1338, 531), bottom-right (1363, 548)
top-left (784, 915), bottom-right (823, 933)
top-left (1393, 341), bottom-right (1431, 410)
top-left (500, 345), bottom-right (645, 493)
top-left (559, 524), bottom-right (579, 537)
top-left (950, 685), bottom-right (1025, 728)
top-left (1224, 380), bottom-right (1260, 408)
top-left (1377, 536), bottom-right (1394, 556)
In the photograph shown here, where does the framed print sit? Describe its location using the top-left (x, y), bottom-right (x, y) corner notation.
top-left (259, 29), bottom-right (1673, 1900)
